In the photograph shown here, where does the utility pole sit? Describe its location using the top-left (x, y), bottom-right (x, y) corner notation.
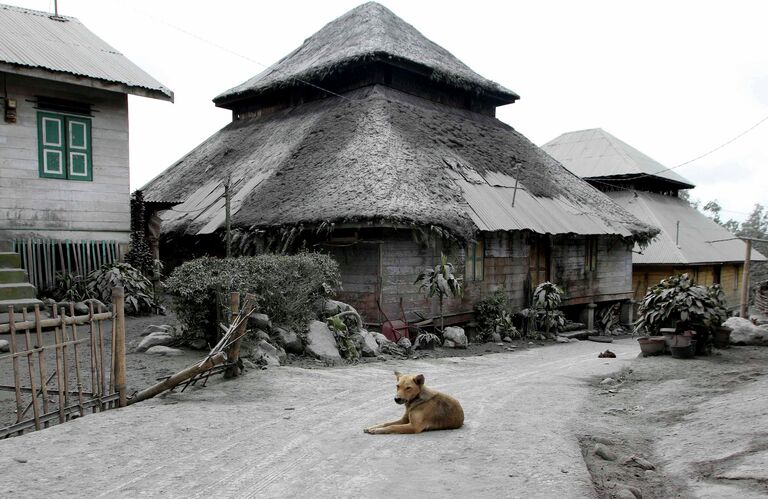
top-left (740, 238), bottom-right (752, 318)
top-left (224, 177), bottom-right (232, 258)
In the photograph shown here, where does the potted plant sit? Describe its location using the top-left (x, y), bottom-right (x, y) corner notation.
top-left (708, 284), bottom-right (732, 348)
top-left (414, 253), bottom-right (463, 333)
top-left (634, 273), bottom-right (722, 357)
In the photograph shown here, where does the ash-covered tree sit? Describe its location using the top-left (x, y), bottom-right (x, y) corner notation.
top-left (124, 190), bottom-right (154, 276)
top-left (738, 204), bottom-right (768, 296)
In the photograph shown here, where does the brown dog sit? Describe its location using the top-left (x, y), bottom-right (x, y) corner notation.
top-left (364, 371), bottom-right (464, 434)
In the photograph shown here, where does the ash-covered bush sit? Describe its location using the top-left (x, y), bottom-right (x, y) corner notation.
top-left (165, 253), bottom-right (341, 337)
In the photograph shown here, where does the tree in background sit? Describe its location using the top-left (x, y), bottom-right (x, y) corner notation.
top-left (738, 204), bottom-right (768, 297)
top-left (124, 190), bottom-right (154, 277)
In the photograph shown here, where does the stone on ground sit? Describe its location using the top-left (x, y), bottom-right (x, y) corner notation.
top-left (491, 332), bottom-right (502, 342)
top-left (0, 339), bottom-right (9, 353)
top-left (594, 443), bottom-right (617, 461)
top-left (443, 339), bottom-right (455, 348)
top-left (443, 327), bottom-right (468, 348)
top-left (622, 455), bottom-right (655, 470)
top-left (556, 336), bottom-right (570, 343)
top-left (724, 317), bottom-right (767, 345)
top-left (73, 302), bottom-right (90, 315)
top-left (252, 339), bottom-right (284, 366)
top-left (141, 324), bottom-right (174, 337)
top-left (397, 337), bottom-right (412, 349)
top-left (373, 332), bottom-right (391, 346)
top-left (305, 320), bottom-right (341, 362)
top-left (322, 299), bottom-right (356, 316)
top-left (189, 338), bottom-right (208, 350)
top-left (353, 330), bottom-right (380, 357)
top-left (253, 330), bottom-right (270, 342)
top-left (145, 345), bottom-right (183, 356)
top-left (273, 327), bottom-right (303, 354)
top-left (136, 332), bottom-right (174, 352)
top-left (249, 313), bottom-right (272, 331)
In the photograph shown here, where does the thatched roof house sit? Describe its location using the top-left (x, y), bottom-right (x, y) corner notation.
top-left (144, 3), bottom-right (657, 326)
top-left (543, 128), bottom-right (765, 308)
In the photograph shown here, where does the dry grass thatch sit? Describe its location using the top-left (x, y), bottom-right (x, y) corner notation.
top-left (143, 85), bottom-right (657, 243)
top-left (213, 2), bottom-right (518, 106)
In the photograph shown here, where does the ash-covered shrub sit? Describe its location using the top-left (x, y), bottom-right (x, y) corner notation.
top-left (165, 253), bottom-right (341, 338)
top-left (88, 262), bottom-right (157, 315)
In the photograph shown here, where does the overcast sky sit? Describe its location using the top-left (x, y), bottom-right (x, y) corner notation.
top-left (15, 0), bottom-right (768, 222)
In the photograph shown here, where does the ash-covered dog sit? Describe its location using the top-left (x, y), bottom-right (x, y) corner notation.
top-left (364, 371), bottom-right (464, 434)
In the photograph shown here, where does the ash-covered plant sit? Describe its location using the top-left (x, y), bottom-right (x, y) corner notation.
top-left (532, 282), bottom-right (565, 334)
top-left (88, 262), bottom-right (157, 315)
top-left (634, 273), bottom-right (720, 336)
top-left (415, 253), bottom-right (463, 332)
top-left (165, 253), bottom-right (341, 339)
top-left (414, 330), bottom-right (441, 349)
top-left (474, 289), bottom-right (516, 342)
top-left (124, 190), bottom-right (154, 277)
top-left (52, 271), bottom-right (89, 303)
top-left (326, 314), bottom-right (359, 360)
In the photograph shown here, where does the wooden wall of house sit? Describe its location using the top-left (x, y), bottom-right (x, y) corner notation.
top-left (338, 230), bottom-right (634, 326)
top-left (0, 72), bottom-right (130, 244)
top-left (551, 235), bottom-right (634, 306)
top-left (633, 264), bottom-right (743, 309)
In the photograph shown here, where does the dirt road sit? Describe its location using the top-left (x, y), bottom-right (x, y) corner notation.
top-left (0, 340), bottom-right (635, 498)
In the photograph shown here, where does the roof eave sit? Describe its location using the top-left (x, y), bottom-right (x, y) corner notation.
top-left (0, 62), bottom-right (174, 102)
top-left (585, 174), bottom-right (695, 190)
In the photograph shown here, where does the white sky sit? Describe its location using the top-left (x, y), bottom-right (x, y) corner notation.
top-left (13, 0), bottom-right (768, 222)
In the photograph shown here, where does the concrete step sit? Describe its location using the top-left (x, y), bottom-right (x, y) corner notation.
top-left (0, 283), bottom-right (37, 301)
top-left (0, 241), bottom-right (11, 252)
top-left (0, 308), bottom-right (49, 326)
top-left (0, 297), bottom-right (44, 316)
top-left (0, 268), bottom-right (27, 284)
top-left (0, 252), bottom-right (21, 269)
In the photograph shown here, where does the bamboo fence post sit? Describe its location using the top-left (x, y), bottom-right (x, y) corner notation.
top-left (34, 304), bottom-right (51, 425)
top-left (69, 303), bottom-right (86, 417)
top-left (8, 306), bottom-right (24, 426)
top-left (97, 303), bottom-right (107, 410)
top-left (21, 308), bottom-right (41, 430)
top-left (740, 239), bottom-right (752, 318)
top-left (88, 302), bottom-right (99, 413)
top-left (109, 303), bottom-right (116, 408)
top-left (60, 307), bottom-right (70, 419)
top-left (112, 286), bottom-right (127, 408)
top-left (52, 307), bottom-right (66, 424)
top-left (224, 292), bottom-right (241, 378)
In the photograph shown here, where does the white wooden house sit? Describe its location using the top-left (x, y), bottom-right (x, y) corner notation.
top-left (0, 3), bottom-right (172, 296)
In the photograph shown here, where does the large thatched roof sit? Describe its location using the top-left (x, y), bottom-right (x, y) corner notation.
top-left (213, 2), bottom-right (518, 107)
top-left (143, 85), bottom-right (657, 242)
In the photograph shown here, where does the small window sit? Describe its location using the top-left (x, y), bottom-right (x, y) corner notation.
top-left (37, 111), bottom-right (92, 181)
top-left (585, 236), bottom-right (598, 272)
top-left (465, 238), bottom-right (484, 282)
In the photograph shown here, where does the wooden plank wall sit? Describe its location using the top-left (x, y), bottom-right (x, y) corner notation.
top-left (552, 235), bottom-right (634, 306)
top-left (0, 72), bottom-right (131, 243)
top-left (633, 264), bottom-right (743, 309)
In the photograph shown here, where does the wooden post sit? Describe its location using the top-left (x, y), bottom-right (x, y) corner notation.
top-left (224, 292), bottom-right (242, 378)
top-left (21, 308), bottom-right (41, 430)
top-left (8, 306), bottom-right (24, 425)
top-left (225, 176), bottom-right (232, 258)
top-left (740, 239), bottom-right (752, 318)
top-left (60, 307), bottom-right (70, 418)
top-left (112, 286), bottom-right (127, 407)
top-left (127, 352), bottom-right (228, 405)
top-left (34, 304), bottom-right (50, 425)
top-left (69, 303), bottom-right (86, 417)
top-left (53, 307), bottom-right (66, 423)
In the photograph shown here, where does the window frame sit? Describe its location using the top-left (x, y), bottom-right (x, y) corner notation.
top-left (584, 236), bottom-right (599, 272)
top-left (37, 111), bottom-right (93, 181)
top-left (465, 238), bottom-right (485, 282)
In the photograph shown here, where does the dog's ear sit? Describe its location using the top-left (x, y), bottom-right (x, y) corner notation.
top-left (414, 374), bottom-right (425, 385)
top-left (394, 371), bottom-right (402, 379)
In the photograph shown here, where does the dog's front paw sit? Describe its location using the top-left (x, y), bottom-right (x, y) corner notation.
top-left (364, 427), bottom-right (378, 434)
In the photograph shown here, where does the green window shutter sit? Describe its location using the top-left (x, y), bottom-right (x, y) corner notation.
top-left (66, 117), bottom-right (92, 181)
top-left (37, 112), bottom-right (66, 179)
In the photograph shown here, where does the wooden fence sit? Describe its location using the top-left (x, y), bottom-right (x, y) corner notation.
top-left (11, 239), bottom-right (120, 291)
top-left (0, 287), bottom-right (126, 438)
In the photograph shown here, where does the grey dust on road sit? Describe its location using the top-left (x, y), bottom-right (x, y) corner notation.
top-left (0, 340), bottom-right (636, 498)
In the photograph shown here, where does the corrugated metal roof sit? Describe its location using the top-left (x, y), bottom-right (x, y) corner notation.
top-left (449, 170), bottom-right (635, 237)
top-left (609, 190), bottom-right (766, 264)
top-left (0, 4), bottom-right (172, 101)
top-left (541, 128), bottom-right (694, 188)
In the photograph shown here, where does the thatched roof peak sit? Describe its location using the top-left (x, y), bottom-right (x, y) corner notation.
top-left (214, 2), bottom-right (519, 108)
